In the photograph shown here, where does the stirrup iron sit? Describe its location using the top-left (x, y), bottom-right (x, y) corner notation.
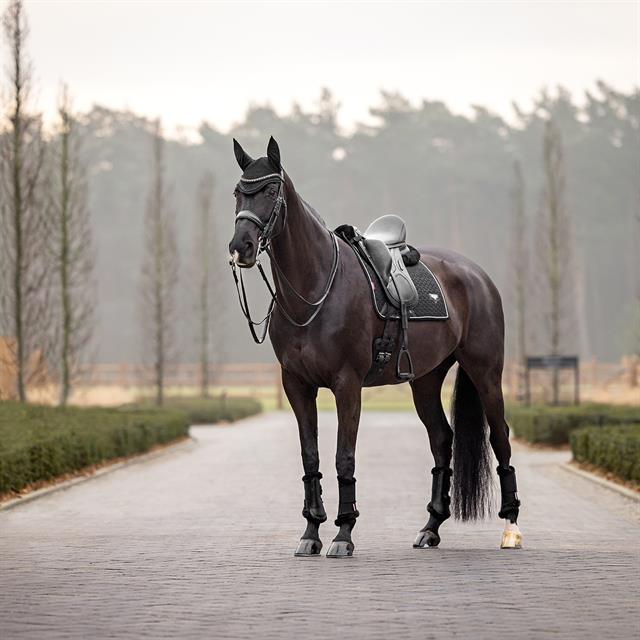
top-left (396, 303), bottom-right (414, 381)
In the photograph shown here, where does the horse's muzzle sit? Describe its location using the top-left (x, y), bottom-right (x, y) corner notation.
top-left (229, 227), bottom-right (258, 268)
top-left (230, 250), bottom-right (256, 268)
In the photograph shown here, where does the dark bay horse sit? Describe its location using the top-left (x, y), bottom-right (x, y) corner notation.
top-left (228, 137), bottom-right (522, 557)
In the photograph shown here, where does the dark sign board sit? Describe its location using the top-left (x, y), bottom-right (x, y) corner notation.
top-left (526, 356), bottom-right (579, 370)
top-left (524, 355), bottom-right (580, 405)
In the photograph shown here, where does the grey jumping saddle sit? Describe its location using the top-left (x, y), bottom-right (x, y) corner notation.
top-left (362, 215), bottom-right (419, 309)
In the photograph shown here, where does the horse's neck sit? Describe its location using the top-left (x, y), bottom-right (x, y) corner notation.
top-left (269, 180), bottom-right (335, 304)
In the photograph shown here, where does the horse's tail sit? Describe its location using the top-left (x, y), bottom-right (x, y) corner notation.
top-left (451, 365), bottom-right (494, 521)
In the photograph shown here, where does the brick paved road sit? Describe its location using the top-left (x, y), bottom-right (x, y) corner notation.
top-left (1, 411), bottom-right (639, 639)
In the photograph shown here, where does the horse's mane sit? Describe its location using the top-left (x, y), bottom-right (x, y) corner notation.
top-left (299, 196), bottom-right (327, 229)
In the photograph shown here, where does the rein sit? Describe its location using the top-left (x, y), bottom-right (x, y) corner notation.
top-left (230, 172), bottom-right (340, 344)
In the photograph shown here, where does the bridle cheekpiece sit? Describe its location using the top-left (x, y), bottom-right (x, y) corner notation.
top-left (230, 166), bottom-right (340, 344)
top-left (234, 170), bottom-right (286, 253)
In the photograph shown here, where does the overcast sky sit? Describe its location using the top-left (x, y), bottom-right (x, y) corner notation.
top-left (24, 1), bottom-right (640, 136)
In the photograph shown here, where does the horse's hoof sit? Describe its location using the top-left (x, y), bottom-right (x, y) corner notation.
top-left (413, 529), bottom-right (440, 548)
top-left (294, 538), bottom-right (322, 557)
top-left (326, 540), bottom-right (354, 558)
top-left (500, 524), bottom-right (523, 549)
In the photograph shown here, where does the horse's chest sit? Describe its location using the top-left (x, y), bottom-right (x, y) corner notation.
top-left (273, 331), bottom-right (314, 366)
top-left (271, 325), bottom-right (338, 381)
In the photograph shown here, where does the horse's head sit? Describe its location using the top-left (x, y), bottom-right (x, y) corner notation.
top-left (229, 136), bottom-right (285, 268)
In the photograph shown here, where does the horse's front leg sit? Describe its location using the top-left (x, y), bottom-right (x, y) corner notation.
top-left (327, 376), bottom-right (362, 558)
top-left (282, 369), bottom-right (327, 557)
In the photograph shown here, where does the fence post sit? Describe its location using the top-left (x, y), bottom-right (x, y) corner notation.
top-left (624, 355), bottom-right (638, 388)
top-left (275, 364), bottom-right (284, 410)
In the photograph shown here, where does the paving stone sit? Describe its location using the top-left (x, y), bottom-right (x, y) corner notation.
top-left (1, 411), bottom-right (638, 639)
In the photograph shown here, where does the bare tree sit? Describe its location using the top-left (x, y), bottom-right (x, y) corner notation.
top-left (508, 159), bottom-right (528, 381)
top-left (0, 0), bottom-right (48, 402)
top-left (632, 204), bottom-right (640, 360)
top-left (140, 120), bottom-right (178, 406)
top-left (538, 118), bottom-right (574, 403)
top-left (49, 86), bottom-right (94, 406)
top-left (194, 172), bottom-right (214, 398)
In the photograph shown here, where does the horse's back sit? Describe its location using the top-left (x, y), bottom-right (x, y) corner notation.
top-left (416, 246), bottom-right (504, 331)
top-left (417, 246), bottom-right (500, 293)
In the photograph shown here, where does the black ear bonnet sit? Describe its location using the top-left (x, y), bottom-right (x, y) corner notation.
top-left (236, 157), bottom-right (283, 194)
top-left (234, 136), bottom-right (283, 194)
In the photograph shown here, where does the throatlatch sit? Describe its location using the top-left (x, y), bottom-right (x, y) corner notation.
top-left (302, 472), bottom-right (327, 524)
top-left (335, 477), bottom-right (359, 526)
top-left (497, 465), bottom-right (520, 523)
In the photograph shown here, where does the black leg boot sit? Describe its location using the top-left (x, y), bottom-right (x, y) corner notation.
top-left (497, 465), bottom-right (523, 549)
top-left (414, 467), bottom-right (452, 548)
top-left (294, 472), bottom-right (327, 557)
top-left (497, 465), bottom-right (520, 522)
top-left (327, 477), bottom-right (359, 558)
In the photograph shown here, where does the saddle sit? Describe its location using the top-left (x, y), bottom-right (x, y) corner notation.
top-left (362, 215), bottom-right (419, 309)
top-left (335, 214), bottom-right (422, 382)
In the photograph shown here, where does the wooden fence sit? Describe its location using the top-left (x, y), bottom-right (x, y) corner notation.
top-left (502, 356), bottom-right (639, 404)
top-left (75, 362), bottom-right (285, 407)
top-left (68, 357), bottom-right (638, 408)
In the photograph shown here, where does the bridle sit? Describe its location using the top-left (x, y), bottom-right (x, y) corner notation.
top-left (230, 170), bottom-right (340, 344)
top-left (234, 171), bottom-right (287, 253)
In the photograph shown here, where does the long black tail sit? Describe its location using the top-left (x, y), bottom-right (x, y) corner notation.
top-left (451, 365), bottom-right (494, 520)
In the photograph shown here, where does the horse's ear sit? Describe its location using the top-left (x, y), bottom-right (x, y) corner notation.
top-left (267, 136), bottom-right (281, 170)
top-left (233, 138), bottom-right (253, 171)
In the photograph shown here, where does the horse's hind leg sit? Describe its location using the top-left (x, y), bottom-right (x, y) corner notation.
top-left (458, 358), bottom-right (522, 549)
top-left (410, 357), bottom-right (455, 548)
top-left (282, 369), bottom-right (327, 557)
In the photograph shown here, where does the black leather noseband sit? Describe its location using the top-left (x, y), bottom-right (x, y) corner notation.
top-left (234, 171), bottom-right (286, 253)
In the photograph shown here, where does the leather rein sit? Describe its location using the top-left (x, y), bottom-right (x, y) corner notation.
top-left (230, 171), bottom-right (340, 344)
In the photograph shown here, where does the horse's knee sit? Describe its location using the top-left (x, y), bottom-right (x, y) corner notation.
top-left (301, 451), bottom-right (319, 470)
top-left (335, 452), bottom-right (355, 479)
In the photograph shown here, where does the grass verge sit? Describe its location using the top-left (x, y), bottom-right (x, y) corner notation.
top-left (0, 401), bottom-right (190, 496)
top-left (505, 403), bottom-right (640, 446)
top-left (570, 423), bottom-right (640, 485)
top-left (128, 395), bottom-right (262, 424)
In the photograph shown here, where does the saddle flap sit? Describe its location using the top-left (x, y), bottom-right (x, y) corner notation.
top-left (386, 247), bottom-right (419, 308)
top-left (362, 238), bottom-right (392, 283)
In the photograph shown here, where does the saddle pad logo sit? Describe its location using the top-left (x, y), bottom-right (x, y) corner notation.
top-left (429, 293), bottom-right (439, 301)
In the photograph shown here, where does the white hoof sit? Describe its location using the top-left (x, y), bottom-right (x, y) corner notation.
top-left (500, 522), bottom-right (522, 549)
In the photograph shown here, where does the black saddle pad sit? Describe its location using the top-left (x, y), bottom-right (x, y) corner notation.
top-left (358, 253), bottom-right (449, 321)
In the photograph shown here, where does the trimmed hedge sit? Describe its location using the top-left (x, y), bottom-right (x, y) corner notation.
top-left (0, 402), bottom-right (189, 495)
top-left (505, 403), bottom-right (640, 445)
top-left (570, 424), bottom-right (640, 483)
top-left (129, 395), bottom-right (262, 424)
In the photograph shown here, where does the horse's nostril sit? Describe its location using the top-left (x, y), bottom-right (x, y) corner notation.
top-left (245, 240), bottom-right (255, 254)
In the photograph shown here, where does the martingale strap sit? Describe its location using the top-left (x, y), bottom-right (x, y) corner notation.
top-left (230, 260), bottom-right (276, 344)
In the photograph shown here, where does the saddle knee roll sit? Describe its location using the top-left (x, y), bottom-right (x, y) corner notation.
top-left (386, 247), bottom-right (419, 308)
